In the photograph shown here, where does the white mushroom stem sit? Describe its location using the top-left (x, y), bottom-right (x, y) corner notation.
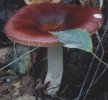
top-left (44, 46), bottom-right (63, 96)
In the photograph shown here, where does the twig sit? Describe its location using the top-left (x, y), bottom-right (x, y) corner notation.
top-left (60, 84), bottom-right (69, 95)
top-left (13, 42), bottom-right (18, 57)
top-left (76, 38), bottom-right (102, 100)
top-left (0, 40), bottom-right (12, 44)
top-left (76, 20), bottom-right (108, 100)
top-left (82, 32), bottom-right (104, 100)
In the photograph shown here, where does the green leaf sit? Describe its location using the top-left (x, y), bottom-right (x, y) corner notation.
top-left (50, 29), bottom-right (93, 52)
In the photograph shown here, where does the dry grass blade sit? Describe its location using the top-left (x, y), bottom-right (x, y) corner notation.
top-left (0, 47), bottom-right (39, 72)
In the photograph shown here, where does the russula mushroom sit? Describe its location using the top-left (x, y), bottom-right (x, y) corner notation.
top-left (24, 0), bottom-right (61, 5)
top-left (4, 3), bottom-right (103, 96)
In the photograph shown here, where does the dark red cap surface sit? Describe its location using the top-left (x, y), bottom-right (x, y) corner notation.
top-left (4, 3), bottom-right (103, 47)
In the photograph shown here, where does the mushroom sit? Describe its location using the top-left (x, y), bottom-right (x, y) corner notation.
top-left (4, 3), bottom-right (103, 96)
top-left (24, 0), bottom-right (61, 5)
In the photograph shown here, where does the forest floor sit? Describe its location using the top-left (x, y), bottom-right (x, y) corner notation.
top-left (0, 0), bottom-right (108, 100)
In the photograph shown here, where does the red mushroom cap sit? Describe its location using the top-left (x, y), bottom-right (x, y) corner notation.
top-left (4, 3), bottom-right (103, 47)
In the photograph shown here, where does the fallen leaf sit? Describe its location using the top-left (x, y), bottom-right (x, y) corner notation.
top-left (12, 82), bottom-right (22, 96)
top-left (21, 75), bottom-right (34, 95)
top-left (12, 82), bottom-right (22, 89)
top-left (0, 47), bottom-right (10, 64)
